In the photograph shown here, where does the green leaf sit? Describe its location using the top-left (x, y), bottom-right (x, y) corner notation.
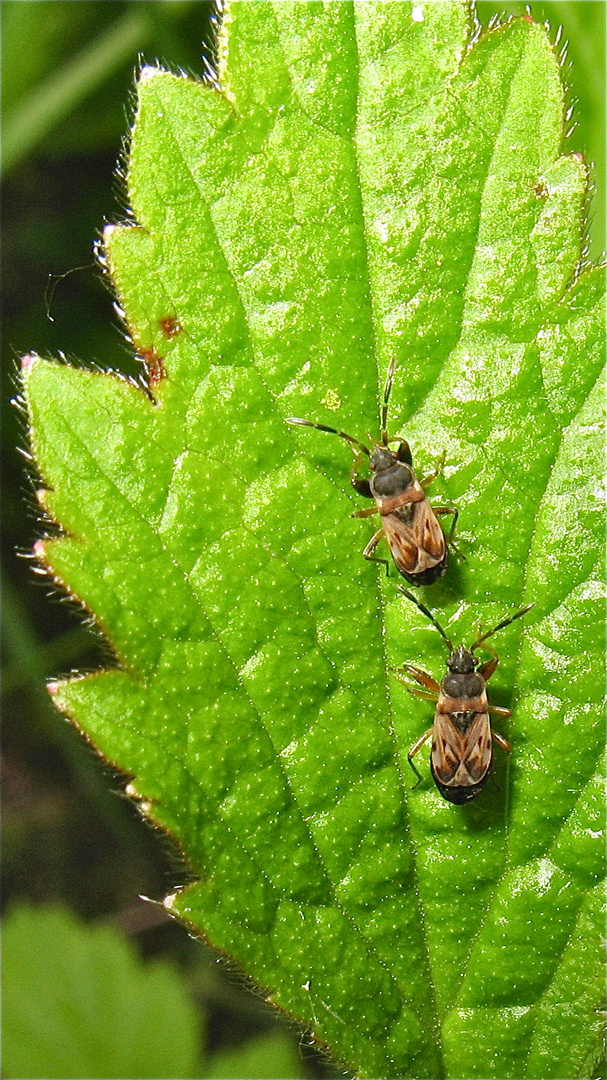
top-left (23, 3), bottom-right (605, 1078)
top-left (203, 1031), bottom-right (306, 1080)
top-left (1, 904), bottom-right (201, 1079)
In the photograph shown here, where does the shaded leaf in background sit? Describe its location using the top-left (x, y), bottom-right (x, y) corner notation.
top-left (204, 1030), bottom-right (306, 1080)
top-left (1, 904), bottom-right (201, 1080)
top-left (1, 904), bottom-right (307, 1080)
top-left (20, 2), bottom-right (605, 1078)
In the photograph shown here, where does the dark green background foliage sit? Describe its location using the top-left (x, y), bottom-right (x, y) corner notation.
top-left (2, 2), bottom-right (600, 1080)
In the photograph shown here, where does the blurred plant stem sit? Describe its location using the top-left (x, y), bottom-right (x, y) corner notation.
top-left (2, 618), bottom-right (96, 695)
top-left (2, 3), bottom-right (197, 177)
top-left (1, 568), bottom-right (139, 842)
top-left (2, 10), bottom-right (147, 176)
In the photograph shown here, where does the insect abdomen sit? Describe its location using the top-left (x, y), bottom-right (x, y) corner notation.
top-left (431, 766), bottom-right (491, 804)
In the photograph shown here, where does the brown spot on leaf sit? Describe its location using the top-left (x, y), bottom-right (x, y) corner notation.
top-left (140, 346), bottom-right (166, 385)
top-left (159, 315), bottom-right (182, 339)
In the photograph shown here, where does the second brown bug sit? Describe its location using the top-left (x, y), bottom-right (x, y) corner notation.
top-left (285, 357), bottom-right (457, 585)
top-left (392, 587), bottom-right (534, 803)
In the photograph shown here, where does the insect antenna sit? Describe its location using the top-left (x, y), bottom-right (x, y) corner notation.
top-left (471, 603), bottom-right (534, 652)
top-left (285, 417), bottom-right (371, 456)
top-left (397, 585), bottom-right (454, 651)
top-left (381, 356), bottom-right (399, 446)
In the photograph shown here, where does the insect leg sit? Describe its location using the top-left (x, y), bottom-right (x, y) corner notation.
top-left (408, 727), bottom-right (434, 787)
top-left (477, 654), bottom-right (499, 681)
top-left (419, 450), bottom-right (446, 489)
top-left (433, 505), bottom-right (465, 561)
top-left (433, 505), bottom-right (459, 543)
top-left (488, 704), bottom-right (511, 718)
top-left (492, 731), bottom-right (511, 753)
top-left (391, 674), bottom-right (439, 702)
top-left (352, 506), bottom-right (379, 519)
top-left (350, 451), bottom-right (372, 498)
top-left (361, 528), bottom-right (390, 573)
top-left (393, 663), bottom-right (441, 693)
top-left (407, 687), bottom-right (440, 702)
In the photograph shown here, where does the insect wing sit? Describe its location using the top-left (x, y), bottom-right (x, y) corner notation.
top-left (431, 712), bottom-right (492, 789)
top-left (415, 501), bottom-right (446, 561)
top-left (383, 501), bottom-right (446, 577)
top-left (382, 512), bottom-right (420, 574)
top-left (460, 711), bottom-right (493, 784)
top-left (430, 713), bottom-right (462, 785)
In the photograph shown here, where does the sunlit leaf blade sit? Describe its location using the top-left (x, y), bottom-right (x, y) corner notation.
top-left (23, 3), bottom-right (605, 1077)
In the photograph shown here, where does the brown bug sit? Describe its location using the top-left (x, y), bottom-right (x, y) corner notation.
top-left (285, 357), bottom-right (457, 585)
top-left (392, 586), bottom-right (533, 803)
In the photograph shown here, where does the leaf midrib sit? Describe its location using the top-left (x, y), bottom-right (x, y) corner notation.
top-left (344, 3), bottom-right (447, 1069)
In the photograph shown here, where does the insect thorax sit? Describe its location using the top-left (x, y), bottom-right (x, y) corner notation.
top-left (441, 671), bottom-right (485, 699)
top-left (370, 459), bottom-right (415, 496)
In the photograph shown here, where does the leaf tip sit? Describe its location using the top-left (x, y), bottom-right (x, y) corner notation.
top-left (20, 352), bottom-right (39, 375)
top-left (139, 64), bottom-right (164, 86)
